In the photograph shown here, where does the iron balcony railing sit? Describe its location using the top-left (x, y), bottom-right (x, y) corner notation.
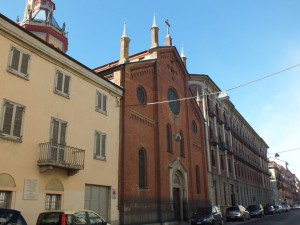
top-left (38, 142), bottom-right (85, 170)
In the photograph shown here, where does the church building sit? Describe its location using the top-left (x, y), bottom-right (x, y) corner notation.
top-left (94, 18), bottom-right (210, 225)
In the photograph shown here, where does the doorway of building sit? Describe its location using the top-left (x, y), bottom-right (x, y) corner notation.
top-left (173, 187), bottom-right (181, 220)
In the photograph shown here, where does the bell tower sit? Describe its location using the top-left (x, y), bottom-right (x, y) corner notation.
top-left (20, 0), bottom-right (68, 53)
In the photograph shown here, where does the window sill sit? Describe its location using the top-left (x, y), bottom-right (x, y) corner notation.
top-left (7, 68), bottom-right (29, 81)
top-left (0, 133), bottom-right (23, 143)
top-left (94, 156), bottom-right (106, 161)
top-left (95, 108), bottom-right (107, 116)
top-left (54, 90), bottom-right (70, 99)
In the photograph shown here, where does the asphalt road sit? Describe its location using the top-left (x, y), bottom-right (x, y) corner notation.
top-left (226, 210), bottom-right (300, 225)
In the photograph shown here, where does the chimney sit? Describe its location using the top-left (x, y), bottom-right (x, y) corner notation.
top-left (119, 23), bottom-right (130, 64)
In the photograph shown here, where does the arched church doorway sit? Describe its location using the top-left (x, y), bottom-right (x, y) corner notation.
top-left (169, 159), bottom-right (188, 222)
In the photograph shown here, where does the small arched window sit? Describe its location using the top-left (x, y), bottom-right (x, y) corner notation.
top-left (195, 165), bottom-right (201, 194)
top-left (166, 124), bottom-right (173, 153)
top-left (179, 130), bottom-right (185, 157)
top-left (138, 148), bottom-right (147, 188)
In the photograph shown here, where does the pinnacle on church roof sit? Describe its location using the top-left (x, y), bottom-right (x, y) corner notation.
top-left (121, 22), bottom-right (128, 38)
top-left (181, 45), bottom-right (186, 58)
top-left (152, 15), bottom-right (158, 28)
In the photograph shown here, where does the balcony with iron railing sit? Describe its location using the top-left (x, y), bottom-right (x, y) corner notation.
top-left (38, 142), bottom-right (85, 176)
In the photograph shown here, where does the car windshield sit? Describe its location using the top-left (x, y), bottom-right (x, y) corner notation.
top-left (248, 205), bottom-right (259, 210)
top-left (194, 207), bottom-right (212, 215)
top-left (227, 206), bottom-right (239, 211)
top-left (0, 211), bottom-right (14, 225)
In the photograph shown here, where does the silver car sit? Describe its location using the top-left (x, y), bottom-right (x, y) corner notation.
top-left (226, 205), bottom-right (250, 222)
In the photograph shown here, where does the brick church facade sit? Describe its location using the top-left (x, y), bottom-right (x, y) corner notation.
top-left (95, 19), bottom-right (210, 224)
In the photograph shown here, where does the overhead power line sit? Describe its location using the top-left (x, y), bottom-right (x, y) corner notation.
top-left (118, 63), bottom-right (300, 107)
top-left (226, 63), bottom-right (300, 92)
top-left (269, 147), bottom-right (300, 155)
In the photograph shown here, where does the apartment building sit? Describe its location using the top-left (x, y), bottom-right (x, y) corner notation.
top-left (0, 9), bottom-right (123, 225)
top-left (189, 75), bottom-right (273, 213)
top-left (269, 160), bottom-right (299, 205)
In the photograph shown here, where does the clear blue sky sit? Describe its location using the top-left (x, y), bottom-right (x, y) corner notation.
top-left (2, 0), bottom-right (300, 178)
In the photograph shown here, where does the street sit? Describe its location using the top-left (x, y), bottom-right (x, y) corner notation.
top-left (226, 210), bottom-right (300, 225)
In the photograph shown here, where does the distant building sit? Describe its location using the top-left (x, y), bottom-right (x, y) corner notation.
top-left (0, 4), bottom-right (122, 225)
top-left (189, 75), bottom-right (273, 213)
top-left (94, 19), bottom-right (209, 224)
top-left (269, 160), bottom-right (300, 205)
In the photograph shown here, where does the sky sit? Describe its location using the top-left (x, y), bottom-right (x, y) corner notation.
top-left (1, 1), bottom-right (300, 178)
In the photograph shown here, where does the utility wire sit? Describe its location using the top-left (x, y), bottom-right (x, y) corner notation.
top-left (226, 63), bottom-right (300, 92)
top-left (118, 63), bottom-right (300, 107)
top-left (269, 147), bottom-right (300, 154)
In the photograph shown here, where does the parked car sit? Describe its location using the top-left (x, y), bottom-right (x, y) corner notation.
top-left (247, 204), bottom-right (264, 218)
top-left (190, 205), bottom-right (223, 225)
top-left (283, 205), bottom-right (291, 211)
top-left (263, 205), bottom-right (275, 215)
top-left (226, 205), bottom-right (250, 222)
top-left (0, 208), bottom-right (27, 225)
top-left (291, 204), bottom-right (300, 210)
top-left (274, 205), bottom-right (283, 213)
top-left (36, 210), bottom-right (109, 225)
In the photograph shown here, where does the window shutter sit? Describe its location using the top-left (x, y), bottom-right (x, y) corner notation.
top-left (2, 102), bottom-right (14, 135)
top-left (11, 47), bottom-right (20, 71)
top-left (64, 75), bottom-right (70, 95)
top-left (51, 119), bottom-right (59, 144)
top-left (95, 132), bottom-right (101, 157)
top-left (13, 106), bottom-right (24, 137)
top-left (97, 93), bottom-right (102, 109)
top-left (56, 71), bottom-right (63, 92)
top-left (101, 134), bottom-right (106, 157)
top-left (20, 53), bottom-right (30, 75)
top-left (103, 95), bottom-right (107, 112)
top-left (60, 122), bottom-right (67, 145)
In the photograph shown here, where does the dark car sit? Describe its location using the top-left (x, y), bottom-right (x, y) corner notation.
top-left (248, 204), bottom-right (264, 218)
top-left (190, 205), bottom-right (223, 225)
top-left (0, 208), bottom-right (27, 225)
top-left (264, 205), bottom-right (275, 215)
top-left (36, 210), bottom-right (109, 225)
top-left (226, 205), bottom-right (250, 222)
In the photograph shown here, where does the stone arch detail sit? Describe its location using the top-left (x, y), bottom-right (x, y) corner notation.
top-left (169, 158), bottom-right (188, 221)
top-left (0, 173), bottom-right (16, 187)
top-left (45, 178), bottom-right (64, 191)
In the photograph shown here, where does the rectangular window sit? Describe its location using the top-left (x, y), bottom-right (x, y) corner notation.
top-left (0, 191), bottom-right (11, 208)
top-left (50, 118), bottom-right (67, 163)
top-left (7, 46), bottom-right (30, 79)
top-left (0, 99), bottom-right (25, 141)
top-left (94, 131), bottom-right (106, 160)
top-left (54, 70), bottom-right (70, 97)
top-left (95, 91), bottom-right (107, 114)
top-left (45, 194), bottom-right (61, 210)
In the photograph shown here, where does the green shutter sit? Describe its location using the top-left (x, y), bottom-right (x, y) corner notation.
top-left (103, 95), bottom-right (107, 112)
top-left (10, 47), bottom-right (20, 71)
top-left (95, 132), bottom-right (101, 157)
top-left (101, 134), bottom-right (106, 157)
top-left (60, 122), bottom-right (67, 145)
top-left (56, 71), bottom-right (63, 92)
top-left (51, 119), bottom-right (59, 144)
top-left (2, 102), bottom-right (14, 135)
top-left (13, 106), bottom-right (24, 137)
top-left (20, 53), bottom-right (30, 76)
top-left (63, 75), bottom-right (70, 95)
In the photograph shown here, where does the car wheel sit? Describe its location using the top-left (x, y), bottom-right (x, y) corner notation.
top-left (220, 219), bottom-right (224, 225)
